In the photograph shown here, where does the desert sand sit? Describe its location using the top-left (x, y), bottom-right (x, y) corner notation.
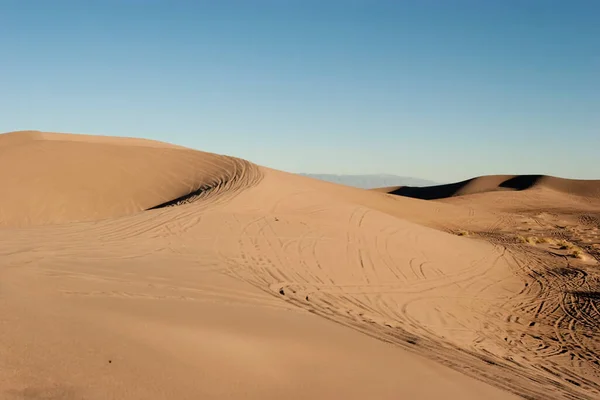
top-left (1, 131), bottom-right (599, 399)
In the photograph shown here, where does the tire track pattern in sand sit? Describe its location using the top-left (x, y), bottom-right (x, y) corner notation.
top-left (148, 156), bottom-right (263, 210)
top-left (215, 197), bottom-right (600, 400)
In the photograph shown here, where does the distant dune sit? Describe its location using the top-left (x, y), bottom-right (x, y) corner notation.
top-left (1, 131), bottom-right (600, 400)
top-left (375, 174), bottom-right (600, 200)
top-left (299, 173), bottom-right (438, 189)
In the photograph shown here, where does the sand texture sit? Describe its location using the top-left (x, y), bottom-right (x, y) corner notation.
top-left (1, 131), bottom-right (600, 399)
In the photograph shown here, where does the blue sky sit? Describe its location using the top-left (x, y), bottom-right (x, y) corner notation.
top-left (1, 0), bottom-right (598, 182)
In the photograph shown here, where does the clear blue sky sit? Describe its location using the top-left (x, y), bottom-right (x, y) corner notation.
top-left (1, 0), bottom-right (598, 182)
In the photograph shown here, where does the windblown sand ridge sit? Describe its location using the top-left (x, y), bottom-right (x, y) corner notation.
top-left (1, 131), bottom-right (599, 400)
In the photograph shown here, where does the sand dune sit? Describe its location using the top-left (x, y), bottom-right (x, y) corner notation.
top-left (0, 131), bottom-right (260, 227)
top-left (1, 131), bottom-right (600, 399)
top-left (376, 174), bottom-right (600, 200)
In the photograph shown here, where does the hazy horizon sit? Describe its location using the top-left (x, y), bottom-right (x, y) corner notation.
top-left (298, 173), bottom-right (440, 189)
top-left (1, 1), bottom-right (598, 182)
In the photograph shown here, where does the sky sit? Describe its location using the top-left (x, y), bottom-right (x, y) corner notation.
top-left (0, 0), bottom-right (598, 182)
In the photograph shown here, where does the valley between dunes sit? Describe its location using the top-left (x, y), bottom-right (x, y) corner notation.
top-left (1, 131), bottom-right (600, 400)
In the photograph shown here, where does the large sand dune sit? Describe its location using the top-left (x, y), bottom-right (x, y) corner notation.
top-left (0, 131), bottom-right (260, 227)
top-left (1, 131), bottom-right (600, 399)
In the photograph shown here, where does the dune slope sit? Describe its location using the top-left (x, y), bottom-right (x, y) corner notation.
top-left (1, 131), bottom-right (600, 400)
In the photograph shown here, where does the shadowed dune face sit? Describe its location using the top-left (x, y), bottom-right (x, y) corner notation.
top-left (0, 131), bottom-right (260, 227)
top-left (498, 175), bottom-right (545, 190)
top-left (378, 174), bottom-right (600, 200)
top-left (2, 131), bottom-right (600, 400)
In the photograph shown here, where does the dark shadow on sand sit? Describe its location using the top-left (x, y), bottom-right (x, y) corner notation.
top-left (498, 175), bottom-right (545, 190)
top-left (569, 291), bottom-right (600, 301)
top-left (147, 186), bottom-right (210, 210)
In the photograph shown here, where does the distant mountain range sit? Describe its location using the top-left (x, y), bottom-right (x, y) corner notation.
top-left (299, 174), bottom-right (439, 189)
